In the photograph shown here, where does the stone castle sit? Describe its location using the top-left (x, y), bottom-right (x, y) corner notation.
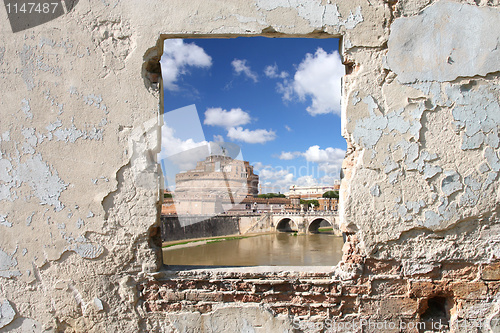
top-left (173, 154), bottom-right (259, 215)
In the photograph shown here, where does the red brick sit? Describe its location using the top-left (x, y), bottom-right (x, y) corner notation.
top-left (238, 294), bottom-right (262, 303)
top-left (293, 284), bottom-right (311, 292)
top-left (184, 291), bottom-right (222, 302)
top-left (409, 280), bottom-right (451, 298)
top-left (331, 284), bottom-right (341, 295)
top-left (379, 297), bottom-right (418, 317)
top-left (292, 294), bottom-right (328, 304)
top-left (160, 290), bottom-right (184, 302)
top-left (177, 280), bottom-right (197, 289)
top-left (144, 301), bottom-right (155, 312)
top-left (273, 282), bottom-right (293, 293)
top-left (359, 299), bottom-right (379, 316)
top-left (262, 293), bottom-right (292, 303)
top-left (253, 284), bottom-right (272, 293)
top-left (482, 261), bottom-right (500, 281)
top-left (309, 306), bottom-right (329, 316)
top-left (163, 303), bottom-right (183, 312)
top-left (441, 263), bottom-right (479, 280)
top-left (270, 306), bottom-right (289, 315)
top-left (340, 296), bottom-right (358, 314)
top-left (235, 281), bottom-right (254, 292)
top-left (194, 303), bottom-right (212, 313)
top-left (371, 279), bottom-right (408, 296)
top-left (144, 291), bottom-right (160, 301)
top-left (342, 284), bottom-right (369, 295)
top-left (222, 293), bottom-right (236, 302)
top-left (194, 281), bottom-right (215, 291)
top-left (148, 301), bottom-right (182, 312)
top-left (310, 285), bottom-right (330, 293)
top-left (451, 281), bottom-right (487, 300)
top-left (487, 281), bottom-right (500, 296)
top-left (290, 306), bottom-right (309, 316)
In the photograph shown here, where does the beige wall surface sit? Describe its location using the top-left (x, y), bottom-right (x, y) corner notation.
top-left (0, 0), bottom-right (499, 331)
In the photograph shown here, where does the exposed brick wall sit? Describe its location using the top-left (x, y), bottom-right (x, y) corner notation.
top-left (139, 259), bottom-right (500, 331)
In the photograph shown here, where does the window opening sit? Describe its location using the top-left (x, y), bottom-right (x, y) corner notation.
top-left (158, 36), bottom-right (345, 268)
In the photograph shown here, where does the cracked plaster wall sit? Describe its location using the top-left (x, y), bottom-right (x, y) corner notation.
top-left (0, 0), bottom-right (498, 331)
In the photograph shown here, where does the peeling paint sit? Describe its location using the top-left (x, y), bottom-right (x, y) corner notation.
top-left (484, 147), bottom-right (500, 172)
top-left (0, 299), bottom-right (16, 329)
top-left (67, 237), bottom-right (104, 259)
top-left (53, 124), bottom-right (84, 143)
top-left (25, 212), bottom-right (35, 226)
top-left (20, 99), bottom-right (32, 120)
top-left (19, 45), bottom-right (35, 91)
top-left (0, 214), bottom-right (12, 228)
top-left (93, 297), bottom-right (104, 312)
top-left (15, 154), bottom-right (68, 211)
top-left (387, 1), bottom-right (500, 83)
top-left (370, 184), bottom-right (380, 197)
top-left (1, 132), bottom-right (10, 142)
top-left (441, 170), bottom-right (462, 196)
top-left (423, 164), bottom-right (442, 179)
top-left (0, 248), bottom-right (21, 278)
top-left (255, 0), bottom-right (363, 29)
top-left (448, 84), bottom-right (500, 151)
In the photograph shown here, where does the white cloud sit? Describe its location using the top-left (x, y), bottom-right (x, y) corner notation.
top-left (204, 107), bottom-right (251, 128)
top-left (303, 145), bottom-right (345, 163)
top-left (295, 175), bottom-right (317, 187)
top-left (284, 125), bottom-right (292, 132)
top-left (252, 146), bottom-right (345, 194)
top-left (160, 39), bottom-right (212, 91)
top-left (264, 64), bottom-right (289, 79)
top-left (303, 145), bottom-right (345, 177)
top-left (213, 134), bottom-right (224, 142)
top-left (227, 127), bottom-right (276, 144)
top-left (232, 59), bottom-right (258, 82)
top-left (278, 151), bottom-right (301, 160)
top-left (252, 161), bottom-right (265, 171)
top-left (257, 164), bottom-right (295, 193)
top-left (277, 48), bottom-right (343, 116)
top-left (159, 124), bottom-right (209, 170)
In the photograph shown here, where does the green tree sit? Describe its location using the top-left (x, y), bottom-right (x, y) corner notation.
top-left (322, 191), bottom-right (339, 199)
top-left (258, 193), bottom-right (286, 199)
top-left (300, 199), bottom-right (319, 208)
top-left (322, 190), bottom-right (339, 211)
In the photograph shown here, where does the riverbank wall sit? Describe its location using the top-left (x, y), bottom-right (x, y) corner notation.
top-left (160, 214), bottom-right (272, 242)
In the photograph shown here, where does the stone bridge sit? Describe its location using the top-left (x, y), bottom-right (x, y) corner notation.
top-left (271, 211), bottom-right (340, 234)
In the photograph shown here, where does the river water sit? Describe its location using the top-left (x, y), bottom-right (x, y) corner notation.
top-left (163, 233), bottom-right (344, 267)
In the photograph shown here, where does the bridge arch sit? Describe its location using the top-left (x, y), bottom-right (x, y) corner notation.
top-left (276, 218), bottom-right (298, 232)
top-left (308, 218), bottom-right (333, 233)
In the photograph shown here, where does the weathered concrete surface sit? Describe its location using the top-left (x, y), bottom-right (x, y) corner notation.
top-left (0, 0), bottom-right (498, 332)
top-left (387, 1), bottom-right (500, 83)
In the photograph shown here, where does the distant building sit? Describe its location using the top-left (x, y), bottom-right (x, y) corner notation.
top-left (230, 197), bottom-right (291, 213)
top-left (172, 155), bottom-right (259, 215)
top-left (285, 182), bottom-right (340, 198)
top-left (161, 189), bottom-right (176, 215)
top-left (284, 183), bottom-right (340, 212)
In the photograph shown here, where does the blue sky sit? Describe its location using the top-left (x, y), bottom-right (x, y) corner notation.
top-left (159, 37), bottom-right (345, 193)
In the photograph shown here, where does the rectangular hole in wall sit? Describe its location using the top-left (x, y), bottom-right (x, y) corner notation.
top-left (157, 36), bottom-right (346, 270)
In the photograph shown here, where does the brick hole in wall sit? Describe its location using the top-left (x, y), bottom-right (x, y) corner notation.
top-left (420, 296), bottom-right (452, 331)
top-left (146, 34), bottom-right (351, 269)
